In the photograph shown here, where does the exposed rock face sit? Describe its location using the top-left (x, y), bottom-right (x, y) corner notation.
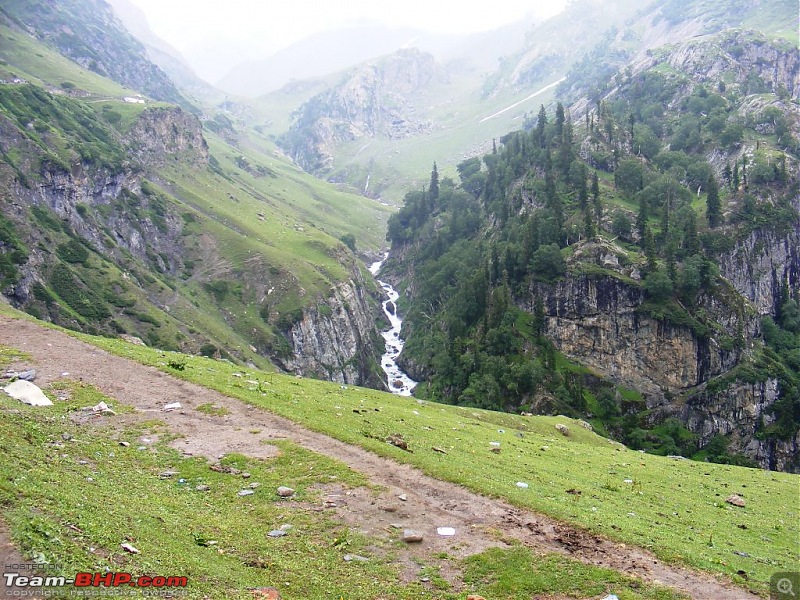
top-left (125, 107), bottom-right (209, 167)
top-left (666, 31), bottom-right (800, 101)
top-left (718, 200), bottom-right (800, 315)
top-left (682, 378), bottom-right (799, 471)
top-left (280, 49), bottom-right (441, 174)
top-left (510, 221), bottom-right (798, 471)
top-left (1, 0), bottom-right (187, 106)
top-left (523, 274), bottom-right (748, 394)
top-left (278, 275), bottom-right (383, 387)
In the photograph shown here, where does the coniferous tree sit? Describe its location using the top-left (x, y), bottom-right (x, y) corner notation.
top-left (536, 105), bottom-right (547, 147)
top-left (591, 172), bottom-right (602, 223)
top-left (683, 209), bottom-right (700, 255)
top-left (583, 207), bottom-right (595, 239)
top-left (429, 162), bottom-right (440, 202)
top-left (722, 163), bottom-right (732, 188)
top-left (555, 102), bottom-right (565, 139)
top-left (732, 162), bottom-right (740, 193)
top-left (636, 196), bottom-right (648, 239)
top-left (706, 175), bottom-right (721, 228)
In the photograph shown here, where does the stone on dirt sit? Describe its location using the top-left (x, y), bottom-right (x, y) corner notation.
top-left (4, 369), bottom-right (36, 381)
top-left (3, 380), bottom-right (53, 406)
top-left (276, 486), bottom-right (295, 498)
top-left (402, 529), bottom-right (423, 543)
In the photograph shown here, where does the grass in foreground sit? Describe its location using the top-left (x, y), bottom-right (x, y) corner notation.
top-left (57, 331), bottom-right (799, 596)
top-left (0, 373), bottom-right (684, 599)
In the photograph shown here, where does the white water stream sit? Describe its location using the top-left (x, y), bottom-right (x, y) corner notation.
top-left (369, 255), bottom-right (418, 396)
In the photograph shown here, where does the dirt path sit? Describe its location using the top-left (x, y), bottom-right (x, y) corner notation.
top-left (0, 315), bottom-right (752, 599)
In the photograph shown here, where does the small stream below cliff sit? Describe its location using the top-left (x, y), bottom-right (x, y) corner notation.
top-left (369, 255), bottom-right (418, 396)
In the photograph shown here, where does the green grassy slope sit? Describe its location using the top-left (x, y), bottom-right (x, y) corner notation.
top-left (0, 25), bottom-right (390, 368)
top-left (0, 358), bottom-right (687, 599)
top-left (7, 309), bottom-right (785, 596)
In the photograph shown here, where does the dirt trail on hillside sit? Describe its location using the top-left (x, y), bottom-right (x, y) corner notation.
top-left (0, 315), bottom-right (753, 599)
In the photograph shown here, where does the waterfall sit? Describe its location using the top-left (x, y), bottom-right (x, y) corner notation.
top-left (369, 255), bottom-right (418, 396)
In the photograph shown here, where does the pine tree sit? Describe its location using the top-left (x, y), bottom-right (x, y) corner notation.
top-left (706, 175), bottom-right (721, 228)
top-left (536, 105), bottom-right (547, 147)
top-left (636, 196), bottom-right (648, 240)
top-left (555, 103), bottom-right (565, 139)
top-left (429, 162), bottom-right (440, 202)
top-left (684, 209), bottom-right (700, 255)
top-left (583, 207), bottom-right (595, 239)
top-left (722, 163), bottom-right (732, 188)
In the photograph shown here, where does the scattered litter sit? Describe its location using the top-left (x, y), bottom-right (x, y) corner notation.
top-left (437, 527), bottom-right (456, 536)
top-left (4, 380), bottom-right (53, 407)
top-left (624, 479), bottom-right (634, 484)
top-left (516, 482), bottom-right (529, 489)
top-left (238, 489), bottom-right (255, 497)
top-left (398, 493), bottom-right (407, 501)
top-left (119, 441), bottom-right (130, 447)
top-left (602, 595), bottom-right (619, 600)
top-left (120, 543), bottom-right (139, 554)
top-left (163, 402), bottom-right (182, 411)
top-left (159, 471), bottom-right (179, 479)
top-left (489, 442), bottom-right (501, 447)
top-left (83, 401), bottom-right (114, 414)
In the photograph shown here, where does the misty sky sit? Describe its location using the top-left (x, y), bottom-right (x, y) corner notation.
top-left (124, 0), bottom-right (569, 82)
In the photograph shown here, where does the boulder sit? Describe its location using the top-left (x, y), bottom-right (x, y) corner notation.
top-left (3, 380), bottom-right (52, 406)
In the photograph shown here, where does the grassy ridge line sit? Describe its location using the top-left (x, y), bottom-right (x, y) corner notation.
top-left (0, 347), bottom-right (686, 600)
top-left (46, 317), bottom-right (794, 595)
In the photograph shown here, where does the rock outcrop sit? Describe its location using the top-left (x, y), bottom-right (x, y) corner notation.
top-left (280, 49), bottom-right (442, 174)
top-left (278, 274), bottom-right (383, 388)
top-left (125, 107), bottom-right (209, 167)
top-left (718, 198), bottom-right (800, 315)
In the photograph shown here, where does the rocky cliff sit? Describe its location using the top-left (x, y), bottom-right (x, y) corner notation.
top-left (512, 228), bottom-right (798, 470)
top-left (279, 49), bottom-right (442, 174)
top-left (277, 275), bottom-right (384, 388)
top-left (126, 106), bottom-right (209, 167)
top-left (1, 92), bottom-right (384, 387)
top-left (0, 0), bottom-right (187, 107)
top-left (523, 273), bottom-right (749, 394)
top-left (718, 198), bottom-right (800, 315)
